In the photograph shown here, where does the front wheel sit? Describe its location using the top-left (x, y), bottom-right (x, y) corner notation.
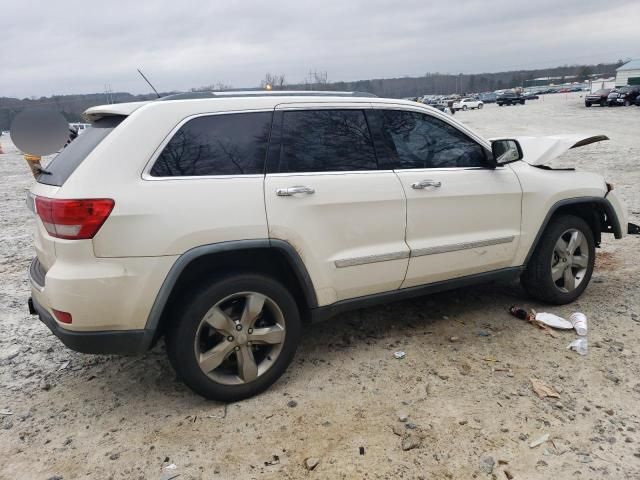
top-left (166, 273), bottom-right (301, 401)
top-left (462, 105), bottom-right (468, 111)
top-left (521, 215), bottom-right (595, 304)
top-left (477, 103), bottom-right (483, 109)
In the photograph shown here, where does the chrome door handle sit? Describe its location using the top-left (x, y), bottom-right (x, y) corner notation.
top-left (411, 179), bottom-right (442, 189)
top-left (276, 185), bottom-right (315, 196)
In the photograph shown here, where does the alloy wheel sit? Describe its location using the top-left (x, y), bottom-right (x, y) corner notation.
top-left (194, 292), bottom-right (286, 385)
top-left (550, 229), bottom-right (589, 293)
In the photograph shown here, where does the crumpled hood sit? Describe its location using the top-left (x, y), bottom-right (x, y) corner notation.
top-left (492, 134), bottom-right (609, 166)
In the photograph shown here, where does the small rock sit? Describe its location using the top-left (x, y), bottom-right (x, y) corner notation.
top-left (478, 330), bottom-right (490, 337)
top-left (287, 400), bottom-right (298, 408)
top-left (554, 402), bottom-right (564, 410)
top-left (304, 457), bottom-right (320, 471)
top-left (109, 453), bottom-right (120, 460)
top-left (459, 420), bottom-right (468, 425)
top-left (392, 424), bottom-right (404, 436)
top-left (529, 433), bottom-right (549, 448)
top-left (401, 433), bottom-right (421, 451)
top-left (437, 373), bottom-right (449, 381)
top-left (518, 433), bottom-right (528, 441)
top-left (398, 414), bottom-right (408, 422)
top-left (449, 336), bottom-right (459, 343)
top-left (479, 456), bottom-right (495, 474)
top-left (604, 409), bottom-right (614, 416)
top-left (536, 460), bottom-right (548, 467)
top-left (405, 423), bottom-right (418, 430)
top-left (47, 476), bottom-right (63, 480)
top-left (504, 469), bottom-right (514, 480)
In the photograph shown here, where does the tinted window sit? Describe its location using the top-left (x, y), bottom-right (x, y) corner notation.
top-left (38, 116), bottom-right (124, 186)
top-left (380, 110), bottom-right (486, 169)
top-left (150, 112), bottom-right (272, 177)
top-left (278, 110), bottom-right (377, 173)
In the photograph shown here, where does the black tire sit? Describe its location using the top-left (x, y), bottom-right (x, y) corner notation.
top-left (478, 103), bottom-right (483, 109)
top-left (520, 100), bottom-right (525, 105)
top-left (521, 214), bottom-right (595, 305)
top-left (600, 100), bottom-right (606, 107)
top-left (624, 100), bottom-right (631, 107)
top-left (462, 105), bottom-right (468, 111)
top-left (585, 102), bottom-right (591, 107)
top-left (166, 273), bottom-right (301, 401)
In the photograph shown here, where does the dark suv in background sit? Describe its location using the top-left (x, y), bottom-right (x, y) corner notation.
top-left (607, 86), bottom-right (640, 106)
top-left (497, 91), bottom-right (525, 106)
top-left (584, 89), bottom-right (611, 107)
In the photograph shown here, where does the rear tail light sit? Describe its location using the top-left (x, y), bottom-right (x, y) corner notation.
top-left (35, 196), bottom-right (114, 240)
top-left (52, 309), bottom-right (72, 324)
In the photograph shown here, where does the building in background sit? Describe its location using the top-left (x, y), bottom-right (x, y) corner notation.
top-left (615, 59), bottom-right (640, 86)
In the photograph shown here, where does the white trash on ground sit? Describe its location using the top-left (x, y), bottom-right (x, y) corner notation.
top-left (535, 312), bottom-right (573, 329)
top-left (570, 312), bottom-right (588, 336)
top-left (568, 338), bottom-right (588, 356)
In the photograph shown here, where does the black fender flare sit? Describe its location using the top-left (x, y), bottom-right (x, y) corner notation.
top-left (140, 239), bottom-right (317, 349)
top-left (524, 196), bottom-right (622, 265)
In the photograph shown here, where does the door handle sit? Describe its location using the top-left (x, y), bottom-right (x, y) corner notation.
top-left (411, 179), bottom-right (442, 189)
top-left (276, 185), bottom-right (315, 196)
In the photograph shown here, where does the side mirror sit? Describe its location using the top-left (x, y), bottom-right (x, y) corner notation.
top-left (491, 139), bottom-right (523, 165)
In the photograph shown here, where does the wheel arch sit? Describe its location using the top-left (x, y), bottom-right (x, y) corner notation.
top-left (524, 196), bottom-right (622, 266)
top-left (142, 239), bottom-right (317, 349)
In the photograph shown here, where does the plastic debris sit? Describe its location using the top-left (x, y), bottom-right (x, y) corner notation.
top-left (569, 312), bottom-right (588, 336)
top-left (394, 351), bottom-right (406, 359)
top-left (534, 312), bottom-right (573, 330)
top-left (530, 378), bottom-right (560, 398)
top-left (529, 433), bottom-right (549, 448)
top-left (568, 338), bottom-right (588, 356)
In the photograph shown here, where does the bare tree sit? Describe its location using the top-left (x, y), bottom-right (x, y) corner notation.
top-left (260, 73), bottom-right (286, 90)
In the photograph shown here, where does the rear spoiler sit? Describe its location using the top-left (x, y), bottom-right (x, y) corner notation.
top-left (83, 101), bottom-right (150, 122)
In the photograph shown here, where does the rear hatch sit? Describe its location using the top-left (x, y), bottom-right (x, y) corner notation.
top-left (29, 115), bottom-right (126, 273)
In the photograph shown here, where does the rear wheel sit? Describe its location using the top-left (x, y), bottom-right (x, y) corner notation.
top-left (521, 215), bottom-right (595, 304)
top-left (166, 273), bottom-right (301, 401)
top-left (624, 99), bottom-right (631, 106)
top-left (585, 102), bottom-right (591, 107)
top-left (600, 100), bottom-right (606, 107)
top-left (462, 105), bottom-right (468, 111)
top-left (477, 103), bottom-right (483, 109)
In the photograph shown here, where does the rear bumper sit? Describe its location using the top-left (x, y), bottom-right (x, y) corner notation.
top-left (29, 296), bottom-right (149, 354)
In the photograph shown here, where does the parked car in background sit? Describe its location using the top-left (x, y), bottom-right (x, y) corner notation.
top-left (607, 86), bottom-right (640, 107)
top-left (480, 92), bottom-right (498, 103)
top-left (497, 91), bottom-right (525, 106)
top-left (428, 103), bottom-right (454, 115)
top-left (635, 94), bottom-right (640, 106)
top-left (452, 98), bottom-right (483, 111)
top-left (585, 89), bottom-right (611, 107)
top-left (522, 92), bottom-right (540, 100)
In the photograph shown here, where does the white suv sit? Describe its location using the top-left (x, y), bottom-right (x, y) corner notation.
top-left (453, 98), bottom-right (483, 111)
top-left (27, 91), bottom-right (634, 401)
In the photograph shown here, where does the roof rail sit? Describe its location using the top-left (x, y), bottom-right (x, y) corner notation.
top-left (158, 90), bottom-right (377, 101)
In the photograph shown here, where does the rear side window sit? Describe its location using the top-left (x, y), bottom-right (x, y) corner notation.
top-left (150, 112), bottom-right (272, 177)
top-left (38, 116), bottom-right (124, 186)
top-left (379, 110), bottom-right (486, 169)
top-left (277, 109), bottom-right (377, 173)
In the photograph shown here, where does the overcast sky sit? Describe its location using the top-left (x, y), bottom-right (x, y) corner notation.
top-left (2, 0), bottom-right (638, 98)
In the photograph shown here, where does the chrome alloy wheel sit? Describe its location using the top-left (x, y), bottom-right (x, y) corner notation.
top-left (551, 228), bottom-right (589, 293)
top-left (194, 292), bottom-right (286, 385)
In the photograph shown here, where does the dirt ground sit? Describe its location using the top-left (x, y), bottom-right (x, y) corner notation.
top-left (1, 93), bottom-right (639, 480)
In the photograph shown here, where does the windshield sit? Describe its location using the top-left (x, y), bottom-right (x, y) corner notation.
top-left (37, 116), bottom-right (125, 186)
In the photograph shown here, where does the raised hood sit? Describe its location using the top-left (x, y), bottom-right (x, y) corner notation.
top-left (83, 101), bottom-right (150, 122)
top-left (499, 134), bottom-right (609, 166)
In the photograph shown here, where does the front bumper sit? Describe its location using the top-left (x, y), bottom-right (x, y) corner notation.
top-left (29, 296), bottom-right (148, 354)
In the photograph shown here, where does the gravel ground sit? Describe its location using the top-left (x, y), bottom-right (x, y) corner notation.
top-left (1, 93), bottom-right (639, 479)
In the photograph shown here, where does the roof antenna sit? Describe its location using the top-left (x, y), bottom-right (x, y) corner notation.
top-left (137, 68), bottom-right (161, 98)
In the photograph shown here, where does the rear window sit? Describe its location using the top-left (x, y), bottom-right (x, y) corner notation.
top-left (149, 112), bottom-right (272, 177)
top-left (38, 116), bottom-right (124, 186)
